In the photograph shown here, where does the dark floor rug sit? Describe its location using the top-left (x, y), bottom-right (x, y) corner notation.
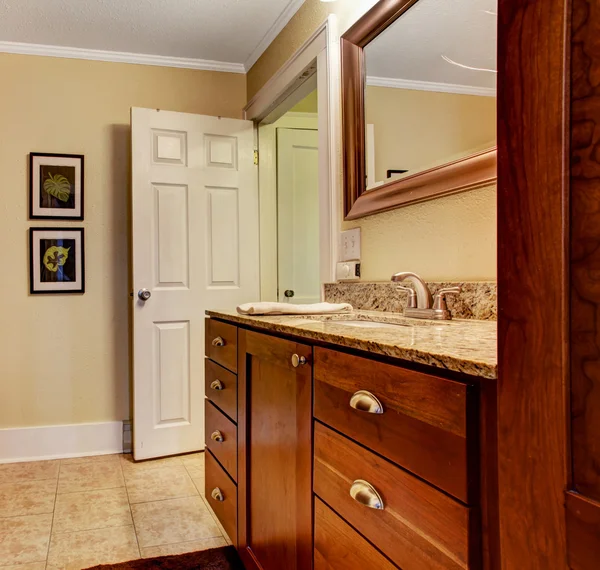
top-left (85, 546), bottom-right (245, 570)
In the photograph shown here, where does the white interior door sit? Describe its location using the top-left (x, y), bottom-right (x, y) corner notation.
top-left (131, 107), bottom-right (259, 460)
top-left (277, 128), bottom-right (320, 304)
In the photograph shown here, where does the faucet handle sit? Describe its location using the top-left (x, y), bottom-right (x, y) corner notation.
top-left (433, 286), bottom-right (462, 311)
top-left (396, 285), bottom-right (417, 309)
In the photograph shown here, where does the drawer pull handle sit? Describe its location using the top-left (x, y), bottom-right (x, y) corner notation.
top-left (291, 354), bottom-right (307, 368)
top-left (211, 430), bottom-right (224, 443)
top-left (350, 479), bottom-right (384, 510)
top-left (210, 379), bottom-right (224, 391)
top-left (212, 336), bottom-right (225, 347)
top-left (211, 487), bottom-right (225, 502)
top-left (349, 390), bottom-right (384, 414)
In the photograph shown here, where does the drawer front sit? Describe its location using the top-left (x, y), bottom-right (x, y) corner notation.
top-left (205, 400), bottom-right (237, 482)
top-left (314, 422), bottom-right (476, 570)
top-left (314, 347), bottom-right (472, 502)
top-left (205, 359), bottom-right (237, 421)
top-left (205, 319), bottom-right (238, 373)
top-left (205, 449), bottom-right (237, 546)
top-left (314, 498), bottom-right (398, 570)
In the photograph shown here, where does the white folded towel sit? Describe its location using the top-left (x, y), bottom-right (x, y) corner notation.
top-left (236, 302), bottom-right (353, 316)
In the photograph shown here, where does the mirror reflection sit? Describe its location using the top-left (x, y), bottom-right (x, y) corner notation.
top-left (364, 0), bottom-right (497, 190)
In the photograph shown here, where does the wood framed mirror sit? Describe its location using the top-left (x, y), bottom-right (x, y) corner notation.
top-left (342, 0), bottom-right (497, 220)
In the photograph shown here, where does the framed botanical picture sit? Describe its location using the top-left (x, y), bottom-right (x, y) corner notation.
top-left (29, 153), bottom-right (84, 220)
top-left (29, 228), bottom-right (85, 294)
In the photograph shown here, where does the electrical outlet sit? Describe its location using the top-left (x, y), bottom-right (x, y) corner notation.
top-left (341, 228), bottom-right (361, 261)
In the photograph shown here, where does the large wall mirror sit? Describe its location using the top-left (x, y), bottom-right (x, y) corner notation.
top-left (342, 0), bottom-right (497, 219)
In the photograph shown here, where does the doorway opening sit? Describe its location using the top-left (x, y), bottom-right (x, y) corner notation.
top-left (260, 89), bottom-right (320, 303)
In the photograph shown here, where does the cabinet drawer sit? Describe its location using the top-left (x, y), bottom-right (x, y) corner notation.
top-left (314, 347), bottom-right (473, 502)
top-left (205, 450), bottom-right (237, 547)
top-left (205, 319), bottom-right (238, 373)
top-left (205, 359), bottom-right (237, 421)
top-left (314, 422), bottom-right (477, 570)
top-left (205, 400), bottom-right (237, 482)
top-left (314, 498), bottom-right (398, 570)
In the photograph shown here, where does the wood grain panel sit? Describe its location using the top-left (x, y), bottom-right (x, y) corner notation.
top-left (205, 400), bottom-right (237, 482)
top-left (205, 358), bottom-right (237, 421)
top-left (314, 347), bottom-right (472, 502)
top-left (205, 449), bottom-right (237, 547)
top-left (314, 498), bottom-right (398, 570)
top-left (570, 0), bottom-right (600, 503)
top-left (497, 0), bottom-right (570, 567)
top-left (205, 318), bottom-right (238, 373)
top-left (314, 422), bottom-right (475, 570)
top-left (237, 329), bottom-right (313, 570)
top-left (566, 492), bottom-right (600, 570)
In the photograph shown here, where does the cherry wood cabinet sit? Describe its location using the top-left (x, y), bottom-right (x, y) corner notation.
top-left (237, 329), bottom-right (313, 570)
top-left (314, 498), bottom-right (398, 570)
top-left (205, 317), bottom-right (492, 570)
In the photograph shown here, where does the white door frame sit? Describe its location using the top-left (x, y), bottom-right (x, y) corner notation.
top-left (244, 15), bottom-right (340, 301)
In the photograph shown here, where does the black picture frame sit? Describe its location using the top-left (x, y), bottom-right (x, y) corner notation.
top-left (29, 227), bottom-right (85, 295)
top-left (29, 152), bottom-right (85, 220)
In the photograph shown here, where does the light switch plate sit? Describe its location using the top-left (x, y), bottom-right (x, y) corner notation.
top-left (336, 261), bottom-right (361, 281)
top-left (340, 228), bottom-right (361, 261)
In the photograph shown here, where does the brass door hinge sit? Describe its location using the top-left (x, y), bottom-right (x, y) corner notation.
top-left (253, 150), bottom-right (259, 165)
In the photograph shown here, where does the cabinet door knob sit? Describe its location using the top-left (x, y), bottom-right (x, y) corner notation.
top-left (350, 479), bottom-right (384, 510)
top-left (210, 379), bottom-right (224, 391)
top-left (211, 430), bottom-right (224, 443)
top-left (349, 390), bottom-right (384, 414)
top-left (291, 354), bottom-right (307, 368)
top-left (211, 487), bottom-right (224, 502)
top-left (211, 336), bottom-right (225, 347)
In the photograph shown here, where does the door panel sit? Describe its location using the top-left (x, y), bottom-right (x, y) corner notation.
top-left (238, 329), bottom-right (313, 570)
top-left (131, 108), bottom-right (258, 460)
top-left (277, 128), bottom-right (320, 304)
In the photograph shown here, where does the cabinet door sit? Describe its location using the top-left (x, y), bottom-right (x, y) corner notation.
top-left (237, 329), bottom-right (312, 570)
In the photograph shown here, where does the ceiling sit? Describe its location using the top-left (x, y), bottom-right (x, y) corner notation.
top-left (0, 0), bottom-right (305, 72)
top-left (365, 0), bottom-right (497, 94)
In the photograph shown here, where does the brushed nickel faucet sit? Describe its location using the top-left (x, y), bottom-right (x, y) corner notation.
top-left (391, 272), bottom-right (461, 320)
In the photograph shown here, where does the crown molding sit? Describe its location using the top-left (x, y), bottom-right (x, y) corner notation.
top-left (366, 75), bottom-right (496, 97)
top-left (0, 41), bottom-right (246, 73)
top-left (244, 0), bottom-right (306, 72)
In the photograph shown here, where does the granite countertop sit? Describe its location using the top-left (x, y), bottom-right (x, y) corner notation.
top-left (206, 309), bottom-right (497, 380)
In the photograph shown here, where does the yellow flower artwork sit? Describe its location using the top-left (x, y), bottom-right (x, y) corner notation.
top-left (43, 246), bottom-right (70, 272)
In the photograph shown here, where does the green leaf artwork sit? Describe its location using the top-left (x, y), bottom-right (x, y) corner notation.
top-left (43, 246), bottom-right (70, 272)
top-left (43, 173), bottom-right (71, 202)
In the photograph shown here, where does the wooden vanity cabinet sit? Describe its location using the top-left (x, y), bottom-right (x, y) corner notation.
top-left (237, 329), bottom-right (313, 570)
top-left (205, 318), bottom-right (492, 570)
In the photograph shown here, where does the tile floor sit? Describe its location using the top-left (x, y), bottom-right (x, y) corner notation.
top-left (0, 452), bottom-right (230, 570)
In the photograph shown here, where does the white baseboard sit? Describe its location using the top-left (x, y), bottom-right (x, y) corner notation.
top-left (0, 421), bottom-right (123, 464)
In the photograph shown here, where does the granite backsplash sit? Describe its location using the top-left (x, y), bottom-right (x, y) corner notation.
top-left (323, 281), bottom-right (497, 321)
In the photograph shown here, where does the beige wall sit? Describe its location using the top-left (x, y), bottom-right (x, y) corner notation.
top-left (289, 89), bottom-right (318, 113)
top-left (248, 0), bottom-right (497, 282)
top-left (0, 53), bottom-right (246, 429)
top-left (366, 86), bottom-right (496, 183)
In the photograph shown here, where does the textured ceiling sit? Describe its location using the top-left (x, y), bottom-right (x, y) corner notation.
top-left (0, 0), bottom-right (301, 65)
top-left (365, 0), bottom-right (497, 90)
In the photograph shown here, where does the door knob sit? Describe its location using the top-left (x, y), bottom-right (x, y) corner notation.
top-left (291, 354), bottom-right (307, 368)
top-left (137, 288), bottom-right (151, 301)
top-left (350, 479), bottom-right (384, 510)
top-left (211, 337), bottom-right (225, 347)
top-left (211, 430), bottom-right (224, 443)
top-left (211, 487), bottom-right (224, 502)
top-left (210, 379), bottom-right (224, 391)
top-left (349, 390), bottom-right (384, 414)
top-left (284, 290), bottom-right (295, 298)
